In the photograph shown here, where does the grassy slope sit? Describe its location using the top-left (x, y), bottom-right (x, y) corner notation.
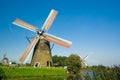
top-left (0, 67), bottom-right (66, 78)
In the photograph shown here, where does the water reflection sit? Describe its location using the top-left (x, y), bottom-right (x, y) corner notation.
top-left (81, 70), bottom-right (96, 80)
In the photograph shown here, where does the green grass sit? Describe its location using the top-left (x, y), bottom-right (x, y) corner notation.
top-left (0, 66), bottom-right (66, 79)
top-left (1, 65), bottom-right (120, 80)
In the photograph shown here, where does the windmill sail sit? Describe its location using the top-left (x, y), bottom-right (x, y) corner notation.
top-left (41, 9), bottom-right (57, 31)
top-left (43, 33), bottom-right (72, 48)
top-left (19, 35), bottom-right (39, 62)
top-left (13, 18), bottom-right (37, 32)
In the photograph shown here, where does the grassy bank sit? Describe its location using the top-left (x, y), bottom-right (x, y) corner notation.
top-left (0, 66), bottom-right (66, 79)
top-left (1, 65), bottom-right (120, 80)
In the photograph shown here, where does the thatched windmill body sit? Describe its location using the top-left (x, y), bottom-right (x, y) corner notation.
top-left (13, 9), bottom-right (72, 67)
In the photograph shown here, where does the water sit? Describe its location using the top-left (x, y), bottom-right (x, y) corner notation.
top-left (81, 70), bottom-right (96, 80)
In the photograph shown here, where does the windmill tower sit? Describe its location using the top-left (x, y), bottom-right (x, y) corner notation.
top-left (12, 9), bottom-right (72, 67)
top-left (31, 39), bottom-right (52, 67)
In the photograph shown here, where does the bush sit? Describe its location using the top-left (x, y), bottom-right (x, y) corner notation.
top-left (65, 54), bottom-right (82, 74)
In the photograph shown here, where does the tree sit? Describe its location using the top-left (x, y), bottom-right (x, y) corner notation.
top-left (52, 55), bottom-right (67, 67)
top-left (65, 54), bottom-right (82, 74)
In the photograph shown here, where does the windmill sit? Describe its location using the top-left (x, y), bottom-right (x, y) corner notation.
top-left (1, 54), bottom-right (9, 65)
top-left (81, 55), bottom-right (88, 68)
top-left (12, 9), bottom-right (72, 67)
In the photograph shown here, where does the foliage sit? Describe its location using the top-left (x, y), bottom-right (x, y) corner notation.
top-left (11, 61), bottom-right (16, 64)
top-left (83, 65), bottom-right (120, 80)
top-left (0, 67), bottom-right (7, 80)
top-left (52, 55), bottom-right (67, 67)
top-left (65, 54), bottom-right (82, 74)
top-left (95, 65), bottom-right (120, 80)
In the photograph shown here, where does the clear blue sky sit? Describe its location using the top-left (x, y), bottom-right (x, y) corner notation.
top-left (0, 0), bottom-right (120, 66)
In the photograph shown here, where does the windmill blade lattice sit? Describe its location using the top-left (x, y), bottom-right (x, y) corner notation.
top-left (41, 9), bottom-right (58, 31)
top-left (43, 33), bottom-right (72, 48)
top-left (13, 18), bottom-right (37, 32)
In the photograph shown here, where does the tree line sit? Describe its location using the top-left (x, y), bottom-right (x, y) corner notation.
top-left (52, 54), bottom-right (82, 74)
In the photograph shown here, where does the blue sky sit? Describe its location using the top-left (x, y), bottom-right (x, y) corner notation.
top-left (0, 0), bottom-right (120, 66)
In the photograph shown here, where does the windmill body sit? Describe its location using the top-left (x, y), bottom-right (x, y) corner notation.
top-left (31, 39), bottom-right (52, 67)
top-left (13, 9), bottom-right (72, 67)
top-left (1, 54), bottom-right (9, 65)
